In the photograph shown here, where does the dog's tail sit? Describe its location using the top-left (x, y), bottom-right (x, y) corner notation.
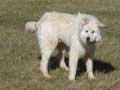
top-left (25, 21), bottom-right (38, 32)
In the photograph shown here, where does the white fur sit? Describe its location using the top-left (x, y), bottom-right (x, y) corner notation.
top-left (60, 50), bottom-right (69, 71)
top-left (25, 21), bottom-right (37, 32)
top-left (26, 11), bottom-right (104, 80)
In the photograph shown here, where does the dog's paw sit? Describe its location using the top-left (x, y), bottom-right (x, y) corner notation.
top-left (40, 67), bottom-right (51, 79)
top-left (60, 65), bottom-right (69, 71)
top-left (88, 72), bottom-right (96, 80)
top-left (88, 75), bottom-right (96, 80)
top-left (44, 74), bottom-right (52, 79)
top-left (68, 75), bottom-right (75, 81)
top-left (64, 67), bottom-right (69, 71)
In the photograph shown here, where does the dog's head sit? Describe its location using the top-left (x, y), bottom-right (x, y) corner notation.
top-left (78, 13), bottom-right (105, 45)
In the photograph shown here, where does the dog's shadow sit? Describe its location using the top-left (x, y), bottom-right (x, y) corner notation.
top-left (38, 56), bottom-right (115, 75)
top-left (76, 58), bottom-right (115, 76)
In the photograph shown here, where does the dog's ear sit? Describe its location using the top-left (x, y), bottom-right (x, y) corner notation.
top-left (89, 15), bottom-right (106, 28)
top-left (80, 17), bottom-right (90, 29)
top-left (96, 20), bottom-right (106, 28)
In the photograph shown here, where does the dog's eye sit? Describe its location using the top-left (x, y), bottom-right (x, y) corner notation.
top-left (86, 30), bottom-right (88, 33)
top-left (92, 31), bottom-right (95, 33)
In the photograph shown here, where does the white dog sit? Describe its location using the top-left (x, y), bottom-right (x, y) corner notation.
top-left (25, 11), bottom-right (105, 80)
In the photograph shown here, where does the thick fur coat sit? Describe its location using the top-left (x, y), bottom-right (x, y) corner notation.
top-left (25, 11), bottom-right (105, 80)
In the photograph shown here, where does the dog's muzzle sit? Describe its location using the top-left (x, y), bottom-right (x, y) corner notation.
top-left (86, 37), bottom-right (96, 44)
top-left (86, 37), bottom-right (90, 42)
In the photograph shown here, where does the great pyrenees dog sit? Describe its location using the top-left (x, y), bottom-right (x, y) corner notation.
top-left (25, 11), bottom-right (105, 81)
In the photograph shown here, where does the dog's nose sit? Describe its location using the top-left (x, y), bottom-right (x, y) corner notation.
top-left (86, 37), bottom-right (90, 41)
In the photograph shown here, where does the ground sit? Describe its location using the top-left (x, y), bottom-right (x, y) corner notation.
top-left (0, 0), bottom-right (120, 90)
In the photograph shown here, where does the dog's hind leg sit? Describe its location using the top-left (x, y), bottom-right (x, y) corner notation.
top-left (40, 39), bottom-right (58, 78)
top-left (60, 50), bottom-right (69, 71)
top-left (40, 50), bottom-right (53, 78)
top-left (38, 34), bottom-right (58, 78)
top-left (37, 22), bottom-right (58, 78)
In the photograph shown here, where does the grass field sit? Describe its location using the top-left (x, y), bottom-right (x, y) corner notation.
top-left (0, 0), bottom-right (120, 90)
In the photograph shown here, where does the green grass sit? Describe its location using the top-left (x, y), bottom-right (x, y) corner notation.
top-left (0, 0), bottom-right (120, 90)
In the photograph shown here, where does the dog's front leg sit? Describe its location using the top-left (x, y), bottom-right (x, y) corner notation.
top-left (69, 47), bottom-right (79, 81)
top-left (68, 35), bottom-right (83, 81)
top-left (86, 58), bottom-right (96, 79)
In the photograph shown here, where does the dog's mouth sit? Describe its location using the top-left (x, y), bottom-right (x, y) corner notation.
top-left (87, 41), bottom-right (96, 44)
